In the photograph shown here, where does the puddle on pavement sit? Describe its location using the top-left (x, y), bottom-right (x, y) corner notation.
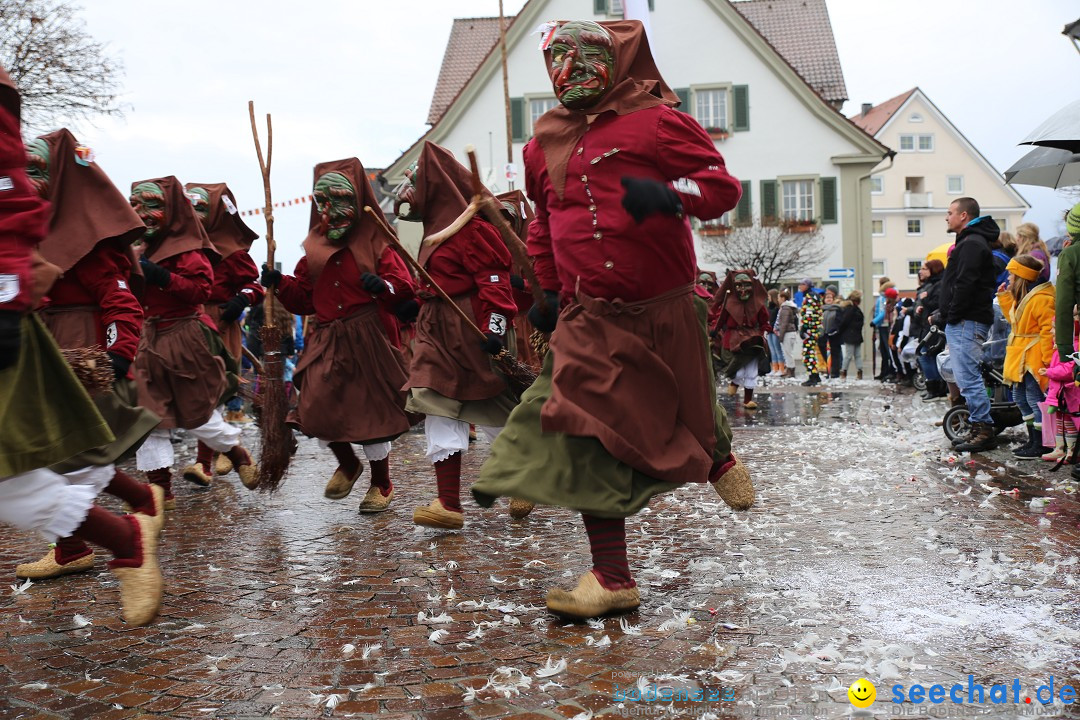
top-left (720, 389), bottom-right (864, 427)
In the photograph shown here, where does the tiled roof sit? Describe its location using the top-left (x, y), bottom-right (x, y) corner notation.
top-left (850, 88), bottom-right (917, 136)
top-left (427, 16), bottom-right (513, 125)
top-left (424, 1), bottom-right (849, 126)
top-left (731, 0), bottom-right (848, 106)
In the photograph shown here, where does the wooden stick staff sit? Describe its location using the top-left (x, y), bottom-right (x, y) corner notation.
top-left (362, 205), bottom-right (538, 397)
top-left (248, 100), bottom-right (291, 492)
top-left (464, 146), bottom-right (547, 307)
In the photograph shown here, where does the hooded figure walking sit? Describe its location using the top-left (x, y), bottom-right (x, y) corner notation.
top-left (713, 269), bottom-right (771, 409)
top-left (471, 19), bottom-right (754, 619)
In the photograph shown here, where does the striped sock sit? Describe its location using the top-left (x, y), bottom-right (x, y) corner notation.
top-left (582, 514), bottom-right (634, 589)
top-left (434, 453), bottom-right (462, 512)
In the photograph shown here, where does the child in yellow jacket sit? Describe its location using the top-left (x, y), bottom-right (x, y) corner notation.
top-left (997, 254), bottom-right (1055, 459)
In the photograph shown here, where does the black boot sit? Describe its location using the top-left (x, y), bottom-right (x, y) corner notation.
top-left (1012, 425), bottom-right (1039, 459)
top-left (801, 373), bottom-right (821, 387)
top-left (923, 380), bottom-right (948, 400)
top-left (954, 422), bottom-right (997, 453)
top-left (1014, 426), bottom-right (1049, 460)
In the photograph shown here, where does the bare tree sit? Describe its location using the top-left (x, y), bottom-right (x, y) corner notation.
top-left (0, 0), bottom-right (125, 131)
top-left (698, 220), bottom-right (829, 286)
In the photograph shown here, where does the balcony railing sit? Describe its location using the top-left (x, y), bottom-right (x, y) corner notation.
top-left (904, 191), bottom-right (933, 208)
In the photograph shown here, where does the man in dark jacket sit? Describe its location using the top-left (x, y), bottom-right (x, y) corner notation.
top-left (937, 197), bottom-right (998, 451)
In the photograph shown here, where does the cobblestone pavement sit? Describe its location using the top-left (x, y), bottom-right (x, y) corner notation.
top-left (1, 379), bottom-right (1077, 719)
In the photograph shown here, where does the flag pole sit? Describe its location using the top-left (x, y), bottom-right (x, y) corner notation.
top-left (498, 0), bottom-right (514, 190)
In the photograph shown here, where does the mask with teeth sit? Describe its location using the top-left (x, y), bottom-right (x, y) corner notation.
top-left (548, 21), bottom-right (615, 110)
top-left (130, 181), bottom-right (167, 240)
top-left (313, 172), bottom-right (358, 243)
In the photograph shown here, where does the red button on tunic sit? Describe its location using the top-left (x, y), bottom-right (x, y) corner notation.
top-left (524, 104), bottom-right (742, 302)
top-left (275, 245), bottom-right (417, 348)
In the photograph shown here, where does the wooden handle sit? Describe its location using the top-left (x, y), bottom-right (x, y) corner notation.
top-left (464, 146), bottom-right (547, 307)
top-left (362, 206), bottom-right (488, 343)
top-left (249, 101), bottom-right (278, 326)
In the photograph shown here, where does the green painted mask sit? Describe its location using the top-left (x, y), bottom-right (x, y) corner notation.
top-left (25, 138), bottom-right (50, 199)
top-left (130, 182), bottom-right (167, 240)
top-left (313, 172), bottom-right (357, 242)
top-left (548, 21), bottom-right (615, 110)
top-left (187, 187), bottom-right (211, 225)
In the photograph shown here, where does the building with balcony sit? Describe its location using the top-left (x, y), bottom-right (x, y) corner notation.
top-left (852, 88), bottom-right (1030, 292)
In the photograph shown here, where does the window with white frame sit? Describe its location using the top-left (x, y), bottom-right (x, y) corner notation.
top-left (870, 175), bottom-right (883, 194)
top-left (918, 134), bottom-right (934, 152)
top-left (909, 113), bottom-right (923, 123)
top-left (899, 133), bottom-right (934, 152)
top-left (872, 260), bottom-right (886, 276)
top-left (899, 134), bottom-right (915, 152)
top-left (871, 218), bottom-right (884, 236)
top-left (993, 217), bottom-right (1008, 231)
top-left (529, 97), bottom-right (559, 131)
top-left (947, 175), bottom-right (964, 194)
top-left (907, 259), bottom-right (922, 276)
top-left (694, 88), bottom-right (728, 131)
top-left (781, 179), bottom-right (815, 222)
top-left (907, 218), bottom-right (923, 236)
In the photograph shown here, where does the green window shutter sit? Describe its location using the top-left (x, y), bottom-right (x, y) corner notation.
top-left (735, 180), bottom-right (752, 226)
top-left (733, 85), bottom-right (750, 132)
top-left (821, 177), bottom-right (838, 224)
top-left (648, 0), bottom-right (655, 9)
top-left (674, 87), bottom-right (690, 114)
top-left (511, 97), bottom-right (525, 142)
top-left (760, 179), bottom-right (777, 226)
top-left (594, 0), bottom-right (608, 13)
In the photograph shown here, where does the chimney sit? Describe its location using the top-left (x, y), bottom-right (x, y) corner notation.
top-left (861, 103), bottom-right (873, 116)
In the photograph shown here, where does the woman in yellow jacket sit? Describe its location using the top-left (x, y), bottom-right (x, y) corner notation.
top-left (997, 254), bottom-right (1055, 459)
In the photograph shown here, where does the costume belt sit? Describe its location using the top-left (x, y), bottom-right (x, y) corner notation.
top-left (40, 304), bottom-right (97, 315)
top-left (573, 281), bottom-right (693, 317)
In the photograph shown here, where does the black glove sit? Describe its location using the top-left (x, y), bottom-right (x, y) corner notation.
top-left (108, 352), bottom-right (131, 381)
top-left (0, 310), bottom-right (21, 371)
top-left (260, 264), bottom-right (282, 289)
top-left (527, 290), bottom-right (560, 333)
top-left (393, 299), bottom-right (420, 323)
top-left (481, 332), bottom-right (504, 356)
top-left (361, 272), bottom-right (388, 295)
top-left (620, 176), bottom-right (683, 224)
top-left (510, 274), bottom-right (526, 291)
top-left (139, 257), bottom-right (170, 288)
top-left (219, 294), bottom-right (249, 324)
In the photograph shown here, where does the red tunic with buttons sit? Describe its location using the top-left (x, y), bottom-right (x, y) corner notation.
top-left (275, 245), bottom-right (414, 348)
top-left (142, 250), bottom-right (214, 325)
top-left (209, 250), bottom-right (263, 310)
top-left (525, 104), bottom-right (741, 301)
top-left (403, 219), bottom-right (521, 406)
top-left (272, 245), bottom-right (418, 443)
top-left (0, 105), bottom-right (49, 312)
top-left (43, 240), bottom-right (143, 362)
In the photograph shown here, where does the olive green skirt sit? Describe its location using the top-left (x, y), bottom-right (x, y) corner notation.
top-left (49, 379), bottom-right (160, 474)
top-left (0, 316), bottom-right (114, 477)
top-left (473, 296), bottom-right (732, 519)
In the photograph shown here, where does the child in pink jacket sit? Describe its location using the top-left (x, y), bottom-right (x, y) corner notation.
top-left (1039, 347), bottom-right (1080, 461)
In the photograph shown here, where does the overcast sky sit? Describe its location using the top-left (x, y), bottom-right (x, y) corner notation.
top-left (40, 0), bottom-right (1080, 271)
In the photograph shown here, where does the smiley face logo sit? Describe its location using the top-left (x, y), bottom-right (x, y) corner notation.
top-left (848, 678), bottom-right (876, 708)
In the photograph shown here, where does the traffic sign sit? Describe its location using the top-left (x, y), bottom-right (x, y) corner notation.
top-left (828, 267), bottom-right (855, 279)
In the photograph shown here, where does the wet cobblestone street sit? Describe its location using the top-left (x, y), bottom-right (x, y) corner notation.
top-left (1, 380), bottom-right (1077, 719)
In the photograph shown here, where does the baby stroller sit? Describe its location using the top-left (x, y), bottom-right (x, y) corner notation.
top-left (940, 320), bottom-right (1024, 443)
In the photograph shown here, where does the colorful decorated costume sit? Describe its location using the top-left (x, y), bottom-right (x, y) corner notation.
top-left (397, 142), bottom-right (517, 530)
top-left (470, 20), bottom-right (751, 619)
top-left (263, 157), bottom-right (418, 511)
top-left (0, 66), bottom-right (164, 626)
top-left (713, 269), bottom-right (771, 408)
top-left (131, 176), bottom-right (256, 500)
top-left (800, 289), bottom-right (824, 386)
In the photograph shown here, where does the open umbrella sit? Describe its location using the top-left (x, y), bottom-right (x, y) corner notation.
top-left (1004, 145), bottom-right (1080, 189)
top-left (926, 241), bottom-right (952, 266)
top-left (1021, 99), bottom-right (1080, 153)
